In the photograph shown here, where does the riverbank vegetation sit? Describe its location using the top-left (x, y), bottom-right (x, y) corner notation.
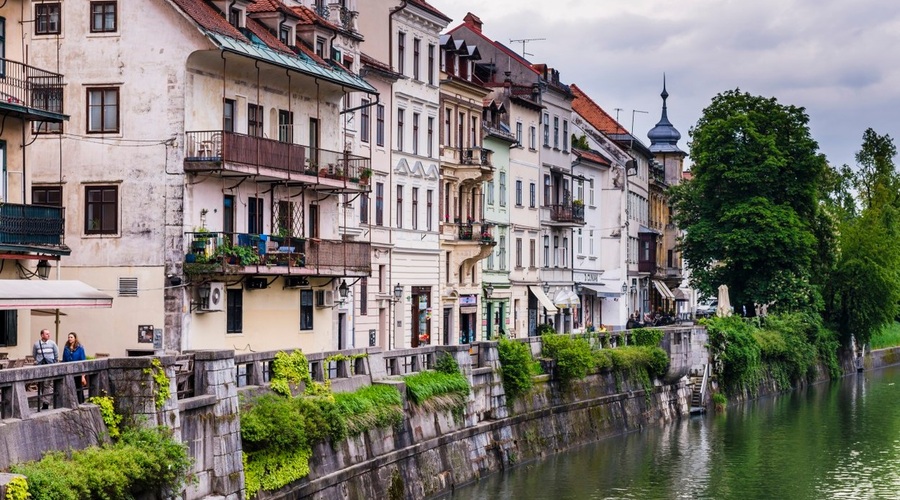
top-left (403, 353), bottom-right (470, 413)
top-left (672, 90), bottom-right (900, 362)
top-left (11, 425), bottom-right (191, 500)
top-left (871, 322), bottom-right (900, 350)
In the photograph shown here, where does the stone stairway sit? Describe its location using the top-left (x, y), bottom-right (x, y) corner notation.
top-left (689, 367), bottom-right (707, 414)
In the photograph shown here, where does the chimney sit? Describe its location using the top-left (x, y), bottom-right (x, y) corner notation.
top-left (463, 12), bottom-right (483, 32)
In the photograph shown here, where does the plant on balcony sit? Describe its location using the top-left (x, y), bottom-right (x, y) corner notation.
top-left (215, 241), bottom-right (260, 266)
top-left (573, 199), bottom-right (585, 208)
top-left (480, 229), bottom-right (493, 242)
top-left (358, 167), bottom-right (373, 184)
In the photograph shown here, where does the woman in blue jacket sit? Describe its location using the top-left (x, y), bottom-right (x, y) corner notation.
top-left (63, 332), bottom-right (87, 402)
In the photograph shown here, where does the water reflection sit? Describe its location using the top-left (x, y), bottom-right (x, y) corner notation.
top-left (451, 365), bottom-right (900, 499)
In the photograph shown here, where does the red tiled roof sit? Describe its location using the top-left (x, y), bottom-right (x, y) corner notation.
top-left (169, 0), bottom-right (294, 54)
top-left (408, 0), bottom-right (452, 23)
top-left (248, 0), bottom-right (297, 18)
top-left (291, 4), bottom-right (341, 31)
top-left (570, 83), bottom-right (630, 136)
top-left (574, 148), bottom-right (611, 166)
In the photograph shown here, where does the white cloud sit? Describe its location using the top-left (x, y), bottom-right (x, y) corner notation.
top-left (437, 0), bottom-right (900, 169)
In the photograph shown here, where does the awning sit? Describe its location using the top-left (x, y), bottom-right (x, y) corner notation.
top-left (553, 289), bottom-right (581, 309)
top-left (0, 280), bottom-right (114, 309)
top-left (581, 283), bottom-right (623, 298)
top-left (528, 286), bottom-right (558, 314)
top-left (652, 280), bottom-right (675, 300)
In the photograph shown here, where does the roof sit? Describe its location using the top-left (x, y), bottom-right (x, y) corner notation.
top-left (573, 148), bottom-right (611, 167)
top-left (448, 18), bottom-right (540, 78)
top-left (647, 76), bottom-right (684, 154)
top-left (407, 0), bottom-right (452, 23)
top-left (571, 83), bottom-right (630, 136)
top-left (248, 0), bottom-right (298, 18)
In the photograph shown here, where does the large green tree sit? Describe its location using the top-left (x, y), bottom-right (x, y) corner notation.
top-left (671, 90), bottom-right (829, 314)
top-left (827, 129), bottom-right (900, 347)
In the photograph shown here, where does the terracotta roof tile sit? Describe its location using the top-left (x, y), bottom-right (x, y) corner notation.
top-left (573, 148), bottom-right (611, 166)
top-left (570, 83), bottom-right (630, 136)
top-left (170, 0), bottom-right (249, 43)
top-left (248, 0), bottom-right (297, 18)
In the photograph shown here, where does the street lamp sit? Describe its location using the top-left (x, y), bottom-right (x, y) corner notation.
top-left (625, 159), bottom-right (638, 177)
top-left (197, 285), bottom-right (211, 310)
top-left (484, 283), bottom-right (494, 298)
top-left (574, 282), bottom-right (582, 294)
top-left (37, 260), bottom-right (51, 280)
top-left (621, 282), bottom-right (628, 293)
top-left (338, 280), bottom-right (349, 300)
top-left (393, 283), bottom-right (403, 301)
top-left (542, 282), bottom-right (550, 294)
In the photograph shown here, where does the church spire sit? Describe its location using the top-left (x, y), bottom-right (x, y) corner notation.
top-left (647, 74), bottom-right (683, 154)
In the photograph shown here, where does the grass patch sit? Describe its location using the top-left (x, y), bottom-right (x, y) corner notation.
top-left (871, 321), bottom-right (900, 350)
top-left (404, 370), bottom-right (470, 406)
top-left (334, 385), bottom-right (404, 436)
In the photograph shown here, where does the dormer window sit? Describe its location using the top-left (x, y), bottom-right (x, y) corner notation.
top-left (229, 8), bottom-right (244, 29)
top-left (315, 37), bottom-right (326, 58)
top-left (279, 25), bottom-right (291, 45)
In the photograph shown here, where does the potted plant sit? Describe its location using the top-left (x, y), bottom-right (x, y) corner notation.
top-left (573, 199), bottom-right (585, 208)
top-left (358, 167), bottom-right (373, 185)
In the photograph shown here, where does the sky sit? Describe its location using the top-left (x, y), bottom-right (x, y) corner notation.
top-left (434, 0), bottom-right (900, 170)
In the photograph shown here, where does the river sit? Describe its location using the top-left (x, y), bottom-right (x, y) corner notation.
top-left (450, 364), bottom-right (900, 499)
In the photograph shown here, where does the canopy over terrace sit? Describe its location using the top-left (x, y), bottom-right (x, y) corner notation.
top-left (0, 280), bottom-right (113, 309)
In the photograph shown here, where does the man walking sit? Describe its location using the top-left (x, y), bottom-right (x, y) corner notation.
top-left (33, 329), bottom-right (58, 409)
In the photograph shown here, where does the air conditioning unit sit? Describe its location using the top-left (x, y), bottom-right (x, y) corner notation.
top-left (246, 277), bottom-right (268, 290)
top-left (201, 282), bottom-right (226, 312)
top-left (284, 276), bottom-right (309, 289)
top-left (315, 290), bottom-right (334, 308)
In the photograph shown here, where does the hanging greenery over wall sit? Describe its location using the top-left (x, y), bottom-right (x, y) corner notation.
top-left (403, 353), bottom-right (471, 413)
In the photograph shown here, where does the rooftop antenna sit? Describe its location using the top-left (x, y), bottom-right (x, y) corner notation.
top-left (509, 37), bottom-right (546, 58)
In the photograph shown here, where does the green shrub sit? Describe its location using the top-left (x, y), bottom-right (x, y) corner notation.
top-left (632, 328), bottom-right (664, 347)
top-left (434, 352), bottom-right (460, 375)
top-left (5, 476), bottom-right (28, 500)
top-left (497, 338), bottom-right (536, 401)
top-left (87, 395), bottom-right (122, 439)
top-left (404, 370), bottom-right (470, 407)
top-left (706, 315), bottom-right (763, 395)
top-left (270, 350), bottom-right (313, 397)
top-left (11, 427), bottom-right (191, 500)
top-left (712, 392), bottom-right (727, 412)
top-left (541, 334), bottom-right (595, 387)
top-left (536, 323), bottom-right (556, 336)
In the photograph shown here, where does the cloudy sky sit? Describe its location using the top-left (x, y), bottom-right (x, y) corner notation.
top-left (435, 0), bottom-right (900, 170)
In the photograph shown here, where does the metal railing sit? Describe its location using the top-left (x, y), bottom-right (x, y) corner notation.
top-left (184, 130), bottom-right (370, 181)
top-left (548, 203), bottom-right (585, 224)
top-left (0, 203), bottom-right (65, 246)
top-left (0, 58), bottom-right (65, 116)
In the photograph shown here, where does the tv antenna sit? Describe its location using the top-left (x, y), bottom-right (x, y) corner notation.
top-left (509, 37), bottom-right (546, 58)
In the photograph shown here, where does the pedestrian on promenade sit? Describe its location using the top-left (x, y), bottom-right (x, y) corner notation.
top-left (63, 332), bottom-right (87, 403)
top-left (33, 329), bottom-right (58, 409)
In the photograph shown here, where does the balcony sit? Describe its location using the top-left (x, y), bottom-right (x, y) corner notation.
top-left (440, 146), bottom-right (494, 183)
top-left (0, 203), bottom-right (69, 254)
top-left (183, 131), bottom-right (371, 190)
top-left (456, 222), bottom-right (495, 244)
top-left (0, 59), bottom-right (67, 122)
top-left (183, 231), bottom-right (370, 277)
top-left (547, 203), bottom-right (585, 226)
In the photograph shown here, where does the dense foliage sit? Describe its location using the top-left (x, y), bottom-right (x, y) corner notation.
top-left (497, 338), bottom-right (537, 401)
top-left (403, 369), bottom-right (470, 410)
top-left (540, 334), bottom-right (669, 390)
top-left (632, 328), bottom-right (664, 347)
top-left (11, 427), bottom-right (191, 500)
top-left (671, 89), bottom-right (828, 313)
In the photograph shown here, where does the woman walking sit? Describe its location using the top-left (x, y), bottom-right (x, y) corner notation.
top-left (62, 332), bottom-right (87, 403)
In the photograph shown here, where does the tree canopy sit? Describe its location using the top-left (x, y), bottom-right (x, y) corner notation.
top-left (671, 90), bottom-right (828, 313)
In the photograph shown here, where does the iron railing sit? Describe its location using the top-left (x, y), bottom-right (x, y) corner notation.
top-left (0, 203), bottom-right (65, 246)
top-left (548, 203), bottom-right (585, 224)
top-left (0, 58), bottom-right (65, 117)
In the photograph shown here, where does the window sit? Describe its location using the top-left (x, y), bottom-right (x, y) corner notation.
top-left (562, 120), bottom-right (569, 152)
top-left (529, 239), bottom-right (536, 267)
top-left (529, 125), bottom-right (536, 149)
top-left (577, 230), bottom-right (583, 255)
top-left (90, 2), bottom-right (117, 33)
top-left (375, 182), bottom-right (384, 226)
top-left (278, 109), bottom-right (293, 143)
top-left (529, 182), bottom-right (536, 208)
top-left (544, 175), bottom-right (551, 206)
top-left (428, 44), bottom-right (435, 85)
top-left (516, 238), bottom-right (523, 268)
top-left (228, 8), bottom-right (243, 28)
top-left (360, 193), bottom-right (369, 224)
top-left (576, 179), bottom-right (584, 203)
top-left (412, 187), bottom-right (419, 229)
top-left (427, 117), bottom-right (434, 157)
top-left (396, 185), bottom-right (403, 228)
top-left (376, 104), bottom-right (385, 146)
top-left (360, 99), bottom-right (370, 143)
top-left (516, 122), bottom-right (523, 146)
top-left (316, 37), bottom-right (326, 58)
top-left (248, 104), bottom-right (263, 137)
top-left (308, 204), bottom-right (319, 238)
top-left (515, 180), bottom-right (523, 206)
top-left (226, 289), bottom-right (243, 333)
top-left (543, 113), bottom-right (549, 146)
top-left (471, 116), bottom-right (478, 148)
top-left (33, 87), bottom-right (63, 133)
top-left (87, 88), bottom-right (119, 133)
top-left (498, 235), bottom-right (506, 270)
top-left (279, 25), bottom-right (290, 45)
top-left (35, 3), bottom-right (61, 35)
top-left (413, 38), bottom-right (420, 80)
top-left (553, 116), bottom-right (559, 149)
top-left (412, 112), bottom-right (420, 155)
top-left (300, 290), bottom-right (314, 330)
top-left (360, 278), bottom-right (368, 316)
top-left (0, 18), bottom-right (5, 77)
top-left (562, 237), bottom-right (568, 267)
top-left (85, 185), bottom-right (118, 234)
top-left (487, 250), bottom-right (494, 270)
top-left (248, 197), bottom-right (264, 234)
top-left (32, 186), bottom-right (62, 206)
top-left (223, 99), bottom-right (235, 132)
top-left (589, 230), bottom-right (595, 254)
top-left (589, 179), bottom-right (595, 206)
top-left (499, 172), bottom-right (507, 207)
top-left (397, 32), bottom-right (406, 74)
top-left (553, 236), bottom-right (559, 266)
top-left (457, 112), bottom-right (464, 148)
top-left (0, 310), bottom-right (17, 347)
top-left (543, 235), bottom-right (549, 267)
top-left (444, 108), bottom-right (451, 146)
top-left (486, 180), bottom-right (494, 205)
top-left (426, 189), bottom-right (433, 231)
top-left (397, 109), bottom-right (404, 151)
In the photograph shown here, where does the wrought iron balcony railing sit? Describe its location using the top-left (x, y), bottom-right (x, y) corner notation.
top-left (0, 58), bottom-right (66, 119)
top-left (0, 203), bottom-right (65, 247)
top-left (548, 203), bottom-right (585, 224)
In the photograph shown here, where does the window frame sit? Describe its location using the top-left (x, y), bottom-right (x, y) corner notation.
top-left (86, 87), bottom-right (120, 134)
top-left (515, 180), bottom-right (523, 207)
top-left (226, 289), bottom-right (243, 333)
top-left (300, 289), bottom-right (314, 330)
top-left (248, 103), bottom-right (264, 138)
top-left (84, 185), bottom-right (119, 235)
top-left (360, 99), bottom-right (370, 143)
top-left (35, 3), bottom-right (61, 36)
top-left (397, 108), bottom-right (405, 151)
top-left (413, 38), bottom-right (421, 80)
top-left (397, 32), bottom-right (406, 75)
top-left (376, 104), bottom-right (385, 147)
top-left (396, 185), bottom-right (403, 228)
top-left (90, 1), bottom-right (117, 33)
top-left (32, 86), bottom-right (63, 134)
top-left (32, 186), bottom-right (62, 206)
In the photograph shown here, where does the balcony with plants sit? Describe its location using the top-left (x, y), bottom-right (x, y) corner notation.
top-left (183, 130), bottom-right (370, 191)
top-left (547, 199), bottom-right (586, 226)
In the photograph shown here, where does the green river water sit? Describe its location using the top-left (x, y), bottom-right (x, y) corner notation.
top-left (451, 364), bottom-right (900, 499)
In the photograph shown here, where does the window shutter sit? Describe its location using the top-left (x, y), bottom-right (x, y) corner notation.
top-left (118, 277), bottom-right (138, 297)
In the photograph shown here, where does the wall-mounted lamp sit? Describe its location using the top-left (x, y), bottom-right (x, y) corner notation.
top-left (625, 159), bottom-right (638, 177)
top-left (484, 282), bottom-right (494, 298)
top-left (393, 283), bottom-right (403, 301)
top-left (574, 282), bottom-right (582, 294)
top-left (542, 282), bottom-right (551, 294)
top-left (36, 260), bottom-right (51, 280)
top-left (338, 279), bottom-right (349, 299)
top-left (621, 282), bottom-right (628, 293)
top-left (196, 284), bottom-right (211, 310)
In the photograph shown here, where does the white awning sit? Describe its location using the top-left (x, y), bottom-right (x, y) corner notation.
top-left (528, 286), bottom-right (558, 314)
top-left (553, 289), bottom-right (581, 309)
top-left (581, 283), bottom-right (623, 298)
top-left (652, 280), bottom-right (675, 300)
top-left (0, 280), bottom-right (113, 309)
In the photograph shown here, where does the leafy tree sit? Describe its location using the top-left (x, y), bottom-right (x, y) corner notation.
top-left (671, 90), bottom-right (829, 314)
